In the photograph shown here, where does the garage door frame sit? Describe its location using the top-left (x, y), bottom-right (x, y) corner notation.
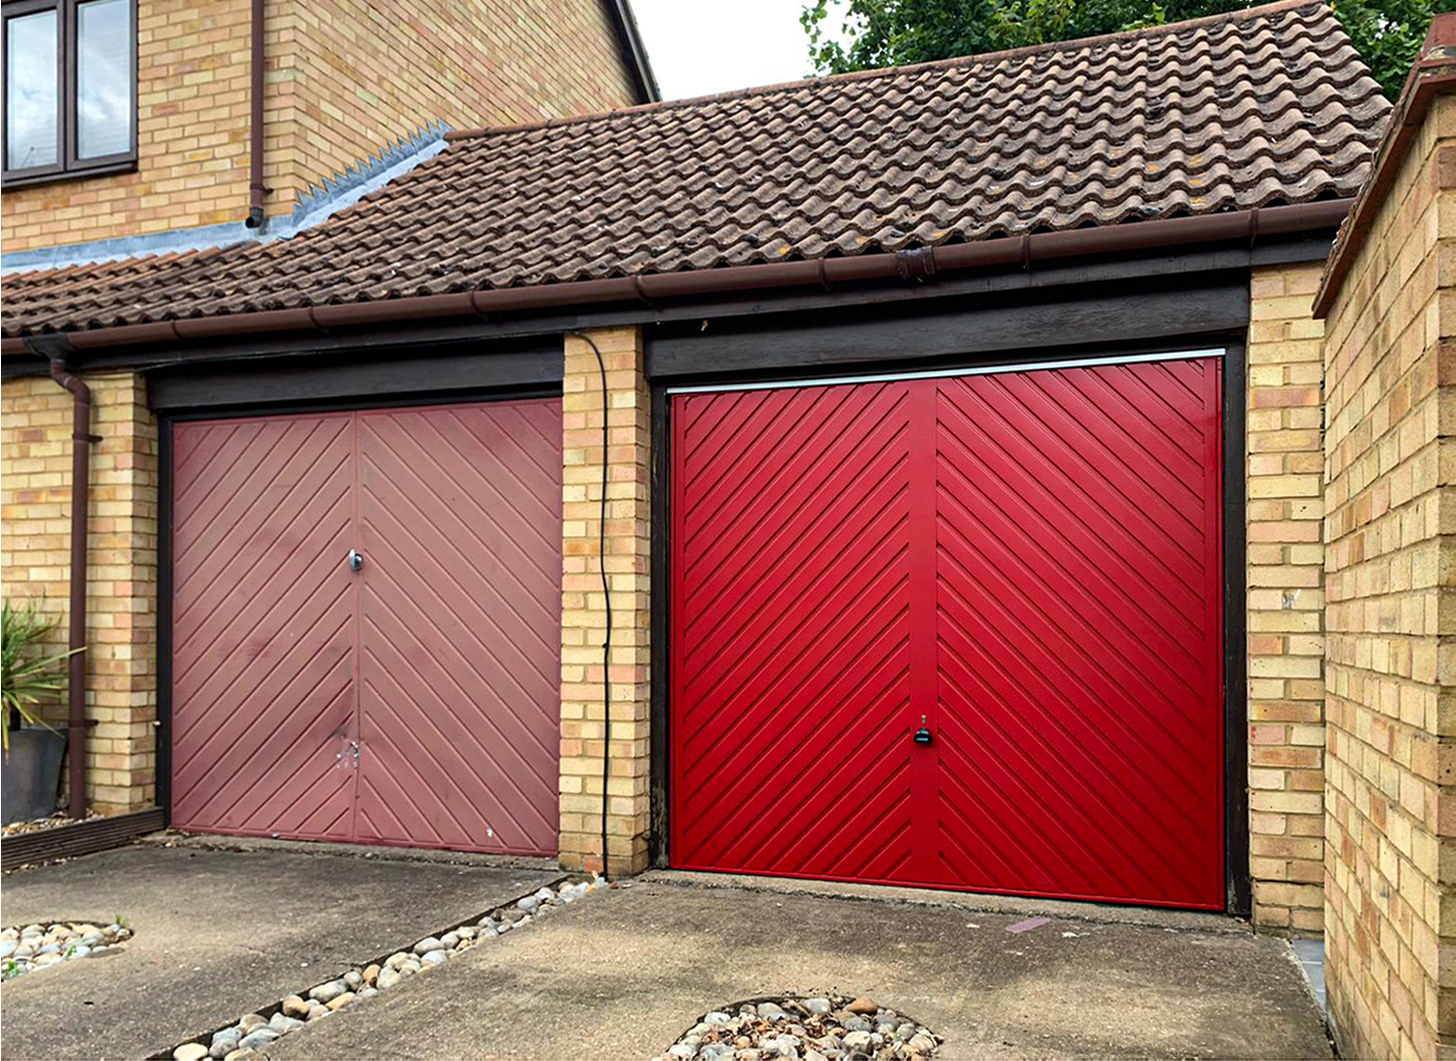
top-left (153, 360), bottom-right (562, 832)
top-left (647, 328), bottom-right (1250, 916)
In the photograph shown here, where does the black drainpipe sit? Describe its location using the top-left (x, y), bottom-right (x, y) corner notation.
top-left (47, 358), bottom-right (97, 819)
top-left (569, 331), bottom-right (612, 881)
top-left (245, 0), bottom-right (268, 227)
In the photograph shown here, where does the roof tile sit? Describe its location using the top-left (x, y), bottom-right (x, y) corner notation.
top-left (3, 0), bottom-right (1386, 338)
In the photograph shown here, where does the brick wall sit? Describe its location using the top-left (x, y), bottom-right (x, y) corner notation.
top-left (559, 327), bottom-right (652, 874)
top-left (3, 0), bottom-right (253, 251)
top-left (1, 0), bottom-right (637, 251)
top-left (269, 0), bottom-right (636, 215)
top-left (0, 374), bottom-right (159, 814)
top-left (1246, 261), bottom-right (1328, 932)
top-left (1319, 92), bottom-right (1456, 1061)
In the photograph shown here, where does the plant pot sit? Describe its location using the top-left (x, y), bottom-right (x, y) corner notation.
top-left (2, 727), bottom-right (66, 825)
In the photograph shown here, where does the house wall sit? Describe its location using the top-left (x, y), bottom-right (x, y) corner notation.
top-left (559, 327), bottom-right (653, 874)
top-left (0, 0), bottom-right (638, 251)
top-left (0, 373), bottom-right (159, 815)
top-left (1319, 92), bottom-right (1456, 1061)
top-left (1246, 261), bottom-right (1328, 933)
top-left (269, 0), bottom-right (636, 216)
top-left (3, 0), bottom-right (254, 251)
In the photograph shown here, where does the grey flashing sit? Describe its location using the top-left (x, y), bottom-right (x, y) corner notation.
top-left (289, 121), bottom-right (448, 223)
top-left (2, 122), bottom-right (451, 276)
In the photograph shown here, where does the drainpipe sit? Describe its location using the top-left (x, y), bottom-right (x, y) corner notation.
top-left (245, 0), bottom-right (267, 228)
top-left (48, 359), bottom-right (95, 819)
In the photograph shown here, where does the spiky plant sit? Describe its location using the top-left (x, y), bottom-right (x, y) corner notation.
top-left (0, 600), bottom-right (81, 751)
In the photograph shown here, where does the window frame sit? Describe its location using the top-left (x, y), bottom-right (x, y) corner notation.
top-left (1, 0), bottom-right (137, 187)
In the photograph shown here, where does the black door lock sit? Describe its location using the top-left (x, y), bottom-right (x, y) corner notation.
top-left (914, 714), bottom-right (932, 745)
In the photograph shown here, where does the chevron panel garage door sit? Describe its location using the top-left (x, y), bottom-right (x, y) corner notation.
top-left (170, 399), bottom-right (561, 855)
top-left (670, 355), bottom-right (1224, 908)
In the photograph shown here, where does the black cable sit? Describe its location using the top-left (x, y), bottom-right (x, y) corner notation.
top-left (570, 331), bottom-right (612, 882)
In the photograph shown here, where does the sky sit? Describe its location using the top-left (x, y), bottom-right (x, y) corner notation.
top-left (629, 0), bottom-right (823, 100)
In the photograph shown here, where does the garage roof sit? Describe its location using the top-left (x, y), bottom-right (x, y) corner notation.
top-left (2, 0), bottom-right (1387, 341)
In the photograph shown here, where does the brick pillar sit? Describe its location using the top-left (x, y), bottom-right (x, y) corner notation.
top-left (1246, 261), bottom-right (1327, 932)
top-left (0, 372), bottom-right (159, 815)
top-left (559, 326), bottom-right (651, 874)
top-left (1316, 55), bottom-right (1456, 1059)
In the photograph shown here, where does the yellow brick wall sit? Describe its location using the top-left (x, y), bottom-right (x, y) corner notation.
top-left (560, 327), bottom-right (651, 874)
top-left (0, 373), bottom-right (159, 815)
top-left (1246, 261), bottom-right (1328, 933)
top-left (1320, 93), bottom-right (1456, 1061)
top-left (268, 0), bottom-right (636, 214)
top-left (1, 0), bottom-right (637, 250)
top-left (3, 0), bottom-right (253, 250)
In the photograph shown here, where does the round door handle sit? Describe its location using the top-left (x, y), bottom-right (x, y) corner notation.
top-left (348, 549), bottom-right (364, 572)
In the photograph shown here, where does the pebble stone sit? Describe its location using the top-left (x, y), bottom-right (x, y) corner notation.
top-left (208, 1030), bottom-right (241, 1060)
top-left (656, 996), bottom-right (942, 1061)
top-left (307, 979), bottom-right (348, 1003)
top-left (238, 1028), bottom-right (280, 1051)
top-left (152, 877), bottom-right (607, 1059)
top-left (0, 920), bottom-right (131, 980)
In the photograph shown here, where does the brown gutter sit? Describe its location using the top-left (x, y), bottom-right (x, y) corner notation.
top-left (46, 358), bottom-right (95, 820)
top-left (244, 0), bottom-right (268, 228)
top-left (2, 199), bottom-right (1350, 356)
top-left (1313, 13), bottom-right (1456, 318)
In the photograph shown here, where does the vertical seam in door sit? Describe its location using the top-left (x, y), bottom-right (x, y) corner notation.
top-left (669, 396), bottom-right (688, 866)
top-left (908, 380), bottom-right (940, 884)
top-left (349, 410), bottom-right (363, 843)
top-left (1207, 358), bottom-right (1226, 905)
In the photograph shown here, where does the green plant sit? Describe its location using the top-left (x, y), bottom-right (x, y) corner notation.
top-left (1, 599), bottom-right (82, 751)
top-left (801, 0), bottom-right (1456, 99)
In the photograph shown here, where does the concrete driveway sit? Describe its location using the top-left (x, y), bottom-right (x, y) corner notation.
top-left (261, 873), bottom-right (1331, 1061)
top-left (1, 845), bottom-right (1330, 1061)
top-left (0, 842), bottom-right (561, 1060)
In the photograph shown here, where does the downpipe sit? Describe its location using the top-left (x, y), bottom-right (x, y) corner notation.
top-left (48, 359), bottom-right (97, 819)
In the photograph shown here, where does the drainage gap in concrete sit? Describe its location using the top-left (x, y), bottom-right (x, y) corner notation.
top-left (161, 876), bottom-right (606, 1061)
top-left (659, 996), bottom-right (942, 1061)
top-left (1, 919), bottom-right (133, 979)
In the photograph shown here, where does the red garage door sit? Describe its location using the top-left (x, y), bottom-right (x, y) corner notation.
top-left (670, 355), bottom-right (1224, 909)
top-left (170, 399), bottom-right (561, 855)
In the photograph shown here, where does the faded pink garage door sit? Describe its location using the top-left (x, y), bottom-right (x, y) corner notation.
top-left (170, 399), bottom-right (562, 855)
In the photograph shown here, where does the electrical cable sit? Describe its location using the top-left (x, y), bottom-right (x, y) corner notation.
top-left (569, 331), bottom-right (612, 882)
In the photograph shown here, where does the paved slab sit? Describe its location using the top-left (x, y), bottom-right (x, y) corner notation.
top-left (0, 844), bottom-right (560, 1060)
top-left (266, 875), bottom-right (1331, 1061)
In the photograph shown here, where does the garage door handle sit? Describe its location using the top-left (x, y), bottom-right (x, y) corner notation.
top-left (348, 549), bottom-right (364, 572)
top-left (914, 715), bottom-right (932, 745)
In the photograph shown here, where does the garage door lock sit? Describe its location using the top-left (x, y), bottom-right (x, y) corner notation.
top-left (914, 716), bottom-right (932, 745)
top-left (348, 549), bottom-right (364, 572)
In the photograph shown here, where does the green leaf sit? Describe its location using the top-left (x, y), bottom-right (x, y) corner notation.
top-left (801, 0), bottom-right (1449, 99)
top-left (1, 599), bottom-right (83, 751)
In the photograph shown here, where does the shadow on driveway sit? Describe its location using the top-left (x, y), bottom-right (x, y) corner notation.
top-left (0, 843), bottom-right (561, 1060)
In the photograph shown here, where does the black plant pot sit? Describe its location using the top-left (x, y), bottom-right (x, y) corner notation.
top-left (2, 727), bottom-right (66, 825)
